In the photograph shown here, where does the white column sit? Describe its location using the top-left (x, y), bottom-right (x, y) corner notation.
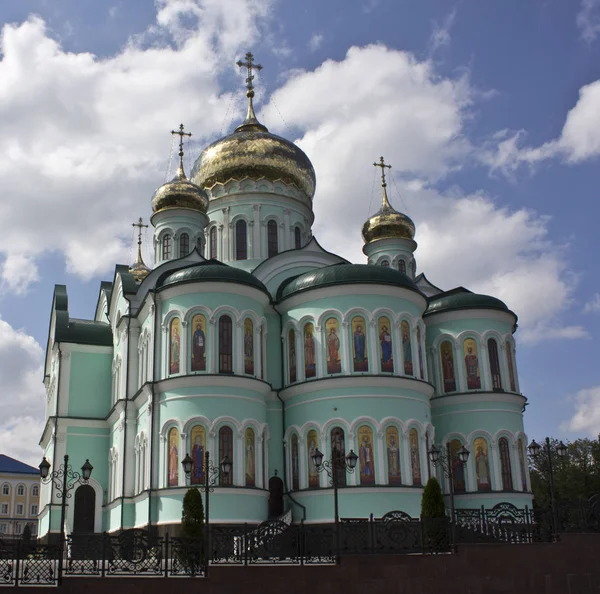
top-left (262, 325), bottom-right (269, 381)
top-left (162, 325), bottom-right (169, 379)
top-left (218, 224), bottom-right (224, 261)
top-left (513, 442), bottom-right (525, 491)
top-left (235, 319), bottom-right (244, 375)
top-left (296, 329), bottom-right (304, 382)
top-left (299, 438), bottom-right (307, 490)
top-left (248, 221), bottom-right (254, 258)
top-left (479, 341), bottom-right (491, 391)
top-left (491, 442), bottom-right (501, 491)
top-left (237, 431), bottom-right (244, 487)
top-left (376, 430), bottom-right (385, 485)
top-left (253, 205), bottom-right (261, 258)
top-left (320, 430), bottom-right (329, 489)
top-left (393, 320), bottom-right (402, 375)
top-left (402, 430), bottom-right (412, 485)
top-left (315, 325), bottom-right (324, 378)
top-left (209, 318), bottom-right (217, 373)
top-left (179, 433), bottom-right (187, 487)
top-left (222, 207), bottom-right (230, 261)
top-left (455, 340), bottom-right (467, 392)
top-left (340, 321), bottom-right (350, 375)
top-left (128, 327), bottom-right (141, 396)
top-left (255, 323), bottom-right (262, 380)
top-left (511, 343), bottom-right (521, 393)
top-left (368, 320), bottom-right (378, 373)
top-left (123, 417), bottom-right (137, 497)
top-left (410, 325), bottom-right (418, 378)
top-left (283, 209), bottom-right (291, 250)
top-left (181, 321), bottom-right (189, 375)
top-left (257, 434), bottom-right (264, 489)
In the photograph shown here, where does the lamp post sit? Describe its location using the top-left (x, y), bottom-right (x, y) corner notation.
top-left (38, 455), bottom-right (93, 584)
top-left (181, 450), bottom-right (231, 571)
top-left (311, 446), bottom-right (358, 563)
top-left (528, 438), bottom-right (567, 540)
top-left (428, 443), bottom-right (469, 551)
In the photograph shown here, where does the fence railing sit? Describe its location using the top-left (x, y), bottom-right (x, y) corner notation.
top-left (0, 500), bottom-right (597, 586)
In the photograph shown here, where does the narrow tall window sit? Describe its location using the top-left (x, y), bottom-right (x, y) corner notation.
top-left (398, 260), bottom-right (406, 274)
top-left (218, 426), bottom-right (233, 486)
top-left (488, 338), bottom-right (503, 390)
top-left (236, 220), bottom-right (247, 260)
top-left (294, 226), bottom-right (302, 249)
top-left (381, 259), bottom-right (389, 268)
top-left (331, 427), bottom-right (347, 487)
top-left (197, 237), bottom-right (203, 254)
top-left (498, 437), bottom-right (513, 490)
top-left (162, 235), bottom-right (172, 260)
top-left (210, 227), bottom-right (217, 259)
top-left (267, 220), bottom-right (278, 257)
top-left (180, 233), bottom-right (189, 257)
top-left (219, 315), bottom-right (233, 373)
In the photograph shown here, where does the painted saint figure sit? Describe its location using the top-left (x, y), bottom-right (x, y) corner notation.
top-left (288, 329), bottom-right (297, 383)
top-left (169, 318), bottom-right (181, 375)
top-left (358, 425), bottom-right (375, 485)
top-left (441, 341), bottom-right (456, 392)
top-left (450, 439), bottom-right (466, 492)
top-left (190, 425), bottom-right (205, 485)
top-left (304, 323), bottom-right (316, 378)
top-left (191, 314), bottom-right (206, 372)
top-left (378, 317), bottom-right (394, 373)
top-left (386, 426), bottom-right (402, 485)
top-left (245, 428), bottom-right (256, 487)
top-left (464, 339), bottom-right (481, 390)
top-left (307, 430), bottom-right (319, 488)
top-left (474, 437), bottom-right (491, 491)
top-left (326, 318), bottom-right (341, 374)
top-left (352, 317), bottom-right (368, 372)
top-left (168, 427), bottom-right (179, 487)
top-left (291, 434), bottom-right (300, 491)
top-left (244, 318), bottom-right (254, 375)
top-left (401, 321), bottom-right (413, 376)
top-left (417, 326), bottom-right (424, 379)
top-left (409, 428), bottom-right (421, 486)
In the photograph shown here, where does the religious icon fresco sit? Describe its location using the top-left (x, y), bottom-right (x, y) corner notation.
top-left (244, 318), bottom-right (254, 375)
top-left (331, 427), bottom-right (347, 486)
top-left (401, 321), bottom-right (413, 376)
top-left (288, 329), bottom-right (297, 383)
top-left (352, 316), bottom-right (369, 372)
top-left (417, 326), bottom-right (424, 379)
top-left (190, 425), bottom-right (206, 485)
top-left (190, 314), bottom-right (206, 372)
top-left (169, 318), bottom-right (181, 375)
top-left (378, 316), bottom-right (394, 373)
top-left (291, 434), bottom-right (300, 490)
top-left (245, 427), bottom-right (256, 487)
top-left (168, 427), bottom-right (179, 487)
top-left (463, 338), bottom-right (481, 390)
top-left (474, 437), bottom-right (491, 491)
top-left (358, 425), bottom-right (375, 485)
top-left (325, 318), bottom-right (341, 374)
top-left (307, 429), bottom-right (320, 488)
top-left (507, 343), bottom-right (517, 392)
top-left (450, 439), bottom-right (466, 492)
top-left (440, 341), bottom-right (456, 392)
top-left (409, 428), bottom-right (421, 486)
top-left (304, 323), bottom-right (316, 378)
top-left (386, 426), bottom-right (402, 485)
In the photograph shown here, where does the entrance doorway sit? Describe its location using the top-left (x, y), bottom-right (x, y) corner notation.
top-left (73, 484), bottom-right (96, 533)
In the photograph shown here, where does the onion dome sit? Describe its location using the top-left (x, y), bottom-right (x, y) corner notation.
top-left (362, 157), bottom-right (415, 243)
top-left (129, 217), bottom-right (151, 283)
top-left (152, 127), bottom-right (208, 214)
top-left (424, 287), bottom-right (516, 320)
top-left (190, 53), bottom-right (316, 199)
top-left (277, 263), bottom-right (419, 301)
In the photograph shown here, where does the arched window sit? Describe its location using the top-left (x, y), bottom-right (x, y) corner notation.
top-left (1, 484), bottom-right (8, 496)
top-left (218, 315), bottom-right (233, 373)
top-left (267, 220), bottom-right (278, 257)
top-left (474, 437), bottom-right (491, 491)
top-left (450, 439), bottom-right (466, 493)
top-left (380, 259), bottom-right (389, 268)
top-left (197, 237), bottom-right (203, 254)
top-left (357, 425), bottom-right (375, 485)
top-left (180, 233), bottom-right (189, 257)
top-left (409, 429), bottom-right (422, 486)
top-left (288, 329), bottom-right (297, 383)
top-left (488, 338), bottom-right (503, 390)
top-left (294, 226), bottom-right (302, 249)
top-left (236, 220), bottom-right (247, 260)
top-left (218, 426), bottom-right (233, 486)
top-left (31, 485), bottom-right (39, 497)
top-left (244, 428), bottom-right (256, 487)
top-left (398, 260), bottom-right (406, 274)
top-left (330, 427), bottom-right (346, 486)
top-left (16, 485), bottom-right (24, 497)
top-left (210, 227), bottom-right (217, 259)
top-left (291, 434), bottom-right (299, 490)
top-left (167, 428), bottom-right (179, 487)
top-left (498, 437), bottom-right (513, 490)
top-left (162, 235), bottom-right (172, 260)
top-left (506, 343), bottom-right (517, 392)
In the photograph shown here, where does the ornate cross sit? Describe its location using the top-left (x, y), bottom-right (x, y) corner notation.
top-left (373, 156), bottom-right (392, 187)
top-left (171, 123), bottom-right (192, 160)
top-left (132, 217), bottom-right (148, 247)
top-left (237, 52), bottom-right (263, 95)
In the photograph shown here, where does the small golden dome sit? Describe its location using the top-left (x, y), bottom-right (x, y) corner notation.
top-left (362, 157), bottom-right (415, 243)
top-left (151, 163), bottom-right (209, 214)
top-left (129, 217), bottom-right (151, 283)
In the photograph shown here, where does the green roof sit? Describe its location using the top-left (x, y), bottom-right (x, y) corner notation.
top-left (56, 318), bottom-right (113, 347)
top-left (424, 287), bottom-right (515, 319)
top-left (277, 263), bottom-right (420, 301)
top-left (158, 260), bottom-right (269, 294)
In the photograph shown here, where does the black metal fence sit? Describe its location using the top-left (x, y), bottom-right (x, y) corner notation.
top-left (0, 500), bottom-right (597, 586)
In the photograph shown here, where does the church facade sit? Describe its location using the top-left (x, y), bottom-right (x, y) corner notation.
top-left (38, 55), bottom-right (532, 539)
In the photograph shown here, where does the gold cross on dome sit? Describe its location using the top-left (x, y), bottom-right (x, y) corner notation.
top-left (171, 123), bottom-right (192, 161)
top-left (373, 156), bottom-right (392, 187)
top-left (132, 217), bottom-right (148, 247)
top-left (236, 52), bottom-right (263, 96)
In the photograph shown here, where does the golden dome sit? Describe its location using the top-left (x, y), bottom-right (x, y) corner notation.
top-left (151, 163), bottom-right (209, 214)
top-left (362, 158), bottom-right (415, 243)
top-left (129, 217), bottom-right (151, 283)
top-left (190, 101), bottom-right (316, 199)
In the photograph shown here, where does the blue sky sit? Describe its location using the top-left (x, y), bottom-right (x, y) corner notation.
top-left (0, 0), bottom-right (598, 463)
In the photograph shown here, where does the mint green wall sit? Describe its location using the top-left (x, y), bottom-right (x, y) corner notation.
top-left (163, 291), bottom-right (264, 313)
top-left (266, 403), bottom-right (283, 478)
top-left (68, 352), bottom-right (112, 418)
top-left (265, 313), bottom-right (282, 388)
top-left (65, 433), bottom-right (109, 489)
top-left (425, 317), bottom-right (513, 341)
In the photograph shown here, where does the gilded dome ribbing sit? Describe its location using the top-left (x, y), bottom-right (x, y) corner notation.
top-left (151, 163), bottom-right (209, 214)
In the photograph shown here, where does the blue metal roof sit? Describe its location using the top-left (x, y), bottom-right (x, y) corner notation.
top-left (0, 455), bottom-right (39, 475)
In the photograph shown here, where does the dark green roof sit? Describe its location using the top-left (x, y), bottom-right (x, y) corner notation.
top-left (158, 260), bottom-right (268, 294)
top-left (56, 318), bottom-right (113, 347)
top-left (277, 263), bottom-right (420, 301)
top-left (424, 287), bottom-right (515, 319)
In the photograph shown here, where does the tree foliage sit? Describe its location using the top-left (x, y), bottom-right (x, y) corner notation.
top-left (181, 488), bottom-right (205, 539)
top-left (529, 435), bottom-right (600, 508)
top-left (421, 477), bottom-right (445, 518)
top-left (22, 524), bottom-right (32, 542)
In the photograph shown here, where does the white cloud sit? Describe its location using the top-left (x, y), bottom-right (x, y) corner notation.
top-left (481, 80), bottom-right (600, 173)
top-left (584, 293), bottom-right (600, 313)
top-left (0, 319), bottom-right (45, 465)
top-left (0, 0), bottom-right (273, 292)
top-left (308, 33), bottom-right (323, 53)
top-left (577, 0), bottom-right (600, 42)
top-left (562, 385), bottom-right (600, 436)
top-left (428, 8), bottom-right (456, 55)
top-left (262, 45), bottom-right (580, 343)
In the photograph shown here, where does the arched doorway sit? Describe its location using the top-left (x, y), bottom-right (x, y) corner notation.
top-left (268, 476), bottom-right (284, 519)
top-left (73, 484), bottom-right (96, 533)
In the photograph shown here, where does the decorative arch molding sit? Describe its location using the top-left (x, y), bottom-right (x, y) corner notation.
top-left (183, 305), bottom-right (213, 326)
top-left (379, 417), bottom-right (406, 434)
top-left (402, 418), bottom-right (426, 438)
top-left (262, 213), bottom-right (284, 227)
top-left (211, 415), bottom-right (243, 435)
top-left (173, 226), bottom-right (195, 241)
top-left (481, 329), bottom-right (505, 344)
top-left (297, 314), bottom-right (317, 329)
top-left (432, 333), bottom-right (460, 350)
top-left (466, 429), bottom-right (496, 448)
top-left (229, 213), bottom-right (251, 227)
top-left (371, 307), bottom-right (401, 325)
top-left (239, 309), bottom-right (264, 327)
top-left (397, 312), bottom-right (418, 330)
top-left (66, 477), bottom-right (103, 534)
top-left (211, 305), bottom-right (242, 325)
top-left (514, 430), bottom-right (529, 445)
top-left (440, 431), bottom-right (469, 447)
top-left (281, 319), bottom-right (300, 337)
top-left (349, 415), bottom-right (381, 436)
top-left (156, 227), bottom-right (175, 243)
top-left (321, 417), bottom-right (351, 441)
top-left (284, 424), bottom-right (303, 442)
top-left (182, 416), bottom-right (212, 435)
top-left (298, 421), bottom-right (321, 439)
top-left (160, 418), bottom-right (184, 439)
top-left (455, 330), bottom-right (484, 347)
top-left (494, 429), bottom-right (518, 446)
top-left (342, 308), bottom-right (374, 326)
top-left (316, 309), bottom-right (345, 329)
top-left (239, 418), bottom-right (263, 436)
top-left (162, 309), bottom-right (185, 331)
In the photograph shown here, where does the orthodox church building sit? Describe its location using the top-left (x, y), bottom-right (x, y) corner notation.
top-left (38, 54), bottom-right (532, 538)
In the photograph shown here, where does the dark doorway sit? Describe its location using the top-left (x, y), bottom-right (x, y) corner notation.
top-left (268, 476), bottom-right (284, 519)
top-left (73, 484), bottom-right (96, 533)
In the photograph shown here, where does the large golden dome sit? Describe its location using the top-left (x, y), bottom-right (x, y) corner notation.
top-left (190, 106), bottom-right (316, 199)
top-left (151, 163), bottom-right (209, 214)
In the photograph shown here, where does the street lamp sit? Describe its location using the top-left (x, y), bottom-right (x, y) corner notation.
top-left (428, 443), bottom-right (469, 551)
top-left (528, 437), bottom-right (567, 540)
top-left (181, 451), bottom-right (231, 572)
top-left (39, 455), bottom-right (93, 584)
top-left (311, 447), bottom-right (358, 563)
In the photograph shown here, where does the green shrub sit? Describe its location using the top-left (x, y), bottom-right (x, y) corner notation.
top-left (179, 488), bottom-right (205, 573)
top-left (421, 477), bottom-right (445, 518)
top-left (420, 477), bottom-right (449, 552)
